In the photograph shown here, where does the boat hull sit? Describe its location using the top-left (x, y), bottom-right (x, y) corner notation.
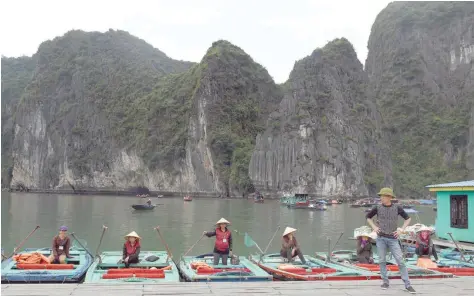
top-left (249, 253), bottom-right (381, 281)
top-left (84, 251), bottom-right (179, 283)
top-left (179, 254), bottom-right (272, 282)
top-left (314, 251), bottom-right (459, 279)
top-left (131, 204), bottom-right (156, 210)
top-left (1, 247), bottom-right (93, 283)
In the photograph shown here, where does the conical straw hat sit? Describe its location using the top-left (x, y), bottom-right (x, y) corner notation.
top-left (416, 225), bottom-right (433, 233)
top-left (283, 227), bottom-right (297, 236)
top-left (124, 231), bottom-right (141, 240)
top-left (216, 218), bottom-right (230, 225)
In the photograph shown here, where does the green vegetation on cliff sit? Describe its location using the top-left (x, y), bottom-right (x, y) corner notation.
top-left (11, 29), bottom-right (195, 180)
top-left (367, 2), bottom-right (474, 196)
top-left (1, 56), bottom-right (35, 186)
top-left (3, 32), bottom-right (280, 193)
top-left (202, 41), bottom-right (282, 193)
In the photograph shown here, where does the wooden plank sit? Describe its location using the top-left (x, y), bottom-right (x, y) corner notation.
top-left (0, 277), bottom-right (472, 295)
top-left (432, 238), bottom-right (474, 251)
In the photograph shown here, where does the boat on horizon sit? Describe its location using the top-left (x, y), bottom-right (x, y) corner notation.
top-left (131, 204), bottom-right (156, 210)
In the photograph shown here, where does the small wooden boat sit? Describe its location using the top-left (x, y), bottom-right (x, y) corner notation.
top-left (249, 253), bottom-right (379, 281)
top-left (179, 254), bottom-right (272, 282)
top-left (308, 201), bottom-right (327, 211)
top-left (84, 251), bottom-right (179, 283)
top-left (183, 196), bottom-right (193, 202)
top-left (1, 246), bottom-right (93, 283)
top-left (254, 199), bottom-right (264, 203)
top-left (131, 204), bottom-right (156, 210)
top-left (314, 251), bottom-right (455, 279)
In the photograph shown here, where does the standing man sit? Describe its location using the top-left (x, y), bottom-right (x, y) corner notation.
top-left (366, 188), bottom-right (416, 294)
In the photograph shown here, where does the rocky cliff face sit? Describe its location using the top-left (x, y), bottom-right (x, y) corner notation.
top-left (249, 39), bottom-right (390, 197)
top-left (4, 2), bottom-right (473, 197)
top-left (366, 2), bottom-right (474, 195)
top-left (1, 56), bottom-right (35, 187)
top-left (5, 32), bottom-right (280, 194)
top-left (8, 29), bottom-right (196, 190)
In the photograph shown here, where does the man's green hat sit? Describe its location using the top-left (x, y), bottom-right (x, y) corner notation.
top-left (377, 187), bottom-right (395, 198)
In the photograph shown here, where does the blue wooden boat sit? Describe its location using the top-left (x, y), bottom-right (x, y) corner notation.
top-left (249, 253), bottom-right (380, 281)
top-left (84, 251), bottom-right (179, 283)
top-left (314, 251), bottom-right (456, 279)
top-left (131, 204), bottom-right (156, 210)
top-left (1, 245), bottom-right (93, 283)
top-left (179, 253), bottom-right (272, 282)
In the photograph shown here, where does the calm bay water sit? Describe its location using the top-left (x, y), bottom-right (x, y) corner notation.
top-left (1, 193), bottom-right (436, 257)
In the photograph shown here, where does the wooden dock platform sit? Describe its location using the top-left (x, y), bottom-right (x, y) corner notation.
top-left (2, 278), bottom-right (473, 296)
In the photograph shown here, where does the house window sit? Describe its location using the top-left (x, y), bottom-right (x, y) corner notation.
top-left (450, 195), bottom-right (468, 229)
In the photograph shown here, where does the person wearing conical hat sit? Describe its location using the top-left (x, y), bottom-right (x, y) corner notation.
top-left (280, 227), bottom-right (307, 264)
top-left (121, 231), bottom-right (141, 268)
top-left (203, 218), bottom-right (233, 265)
top-left (415, 226), bottom-right (438, 261)
top-left (366, 188), bottom-right (415, 294)
top-left (355, 230), bottom-right (374, 264)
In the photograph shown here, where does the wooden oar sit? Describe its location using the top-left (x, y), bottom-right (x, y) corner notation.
top-left (183, 234), bottom-right (205, 258)
top-left (154, 226), bottom-right (173, 263)
top-left (258, 225), bottom-right (281, 264)
top-left (94, 225), bottom-right (108, 263)
top-left (70, 232), bottom-right (95, 260)
top-left (447, 232), bottom-right (467, 262)
top-left (326, 232), bottom-right (344, 262)
top-left (7, 225), bottom-right (40, 259)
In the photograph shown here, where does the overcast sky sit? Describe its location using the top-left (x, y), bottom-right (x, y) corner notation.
top-left (1, 0), bottom-right (392, 83)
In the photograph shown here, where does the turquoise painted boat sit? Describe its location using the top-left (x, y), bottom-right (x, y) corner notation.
top-left (83, 251), bottom-right (179, 283)
top-left (280, 194), bottom-right (309, 206)
top-left (179, 254), bottom-right (272, 282)
top-left (249, 253), bottom-right (379, 281)
top-left (1, 245), bottom-right (93, 283)
top-left (314, 251), bottom-right (455, 279)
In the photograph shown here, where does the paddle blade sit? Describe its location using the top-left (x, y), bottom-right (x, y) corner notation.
top-left (244, 233), bottom-right (257, 247)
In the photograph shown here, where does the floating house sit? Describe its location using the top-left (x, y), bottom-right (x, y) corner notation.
top-left (426, 180), bottom-right (474, 248)
top-left (280, 193), bottom-right (309, 207)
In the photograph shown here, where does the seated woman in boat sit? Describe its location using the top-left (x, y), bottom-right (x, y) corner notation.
top-left (48, 225), bottom-right (73, 264)
top-left (415, 226), bottom-right (438, 261)
top-left (280, 227), bottom-right (307, 264)
top-left (146, 199), bottom-right (152, 206)
top-left (203, 218), bottom-right (233, 266)
top-left (356, 233), bottom-right (374, 264)
top-left (122, 231), bottom-right (141, 268)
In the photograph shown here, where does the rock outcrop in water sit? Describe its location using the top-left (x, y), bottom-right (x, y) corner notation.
top-left (249, 39), bottom-right (390, 197)
top-left (3, 32), bottom-right (281, 195)
top-left (2, 2), bottom-right (474, 197)
top-left (366, 2), bottom-right (474, 195)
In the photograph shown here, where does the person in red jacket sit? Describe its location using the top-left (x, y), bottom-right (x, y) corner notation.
top-left (203, 218), bottom-right (233, 265)
top-left (415, 226), bottom-right (438, 261)
top-left (121, 231), bottom-right (141, 268)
